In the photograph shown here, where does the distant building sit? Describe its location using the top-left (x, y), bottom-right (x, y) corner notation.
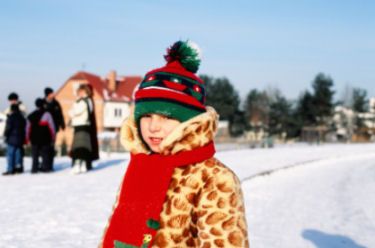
top-left (332, 106), bottom-right (356, 141)
top-left (215, 120), bottom-right (230, 141)
top-left (370, 98), bottom-right (375, 113)
top-left (55, 70), bottom-right (142, 147)
top-left (332, 99), bottom-right (375, 142)
top-left (355, 98), bottom-right (375, 142)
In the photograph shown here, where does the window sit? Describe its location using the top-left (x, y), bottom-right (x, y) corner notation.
top-left (114, 108), bottom-right (122, 117)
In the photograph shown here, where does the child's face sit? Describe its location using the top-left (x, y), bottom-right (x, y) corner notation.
top-left (140, 113), bottom-right (181, 153)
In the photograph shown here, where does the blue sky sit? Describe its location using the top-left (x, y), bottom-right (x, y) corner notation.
top-left (1, 0), bottom-right (374, 111)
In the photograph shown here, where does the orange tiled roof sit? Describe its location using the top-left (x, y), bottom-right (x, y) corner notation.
top-left (112, 76), bottom-right (142, 101)
top-left (67, 71), bottom-right (142, 101)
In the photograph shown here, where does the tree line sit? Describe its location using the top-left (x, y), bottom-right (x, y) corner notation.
top-left (200, 73), bottom-right (371, 140)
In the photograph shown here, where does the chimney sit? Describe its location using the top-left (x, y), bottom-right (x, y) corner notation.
top-left (109, 70), bottom-right (117, 92)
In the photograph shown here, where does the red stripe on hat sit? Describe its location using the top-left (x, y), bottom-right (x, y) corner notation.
top-left (163, 80), bottom-right (187, 91)
top-left (145, 61), bottom-right (204, 84)
top-left (135, 88), bottom-right (205, 109)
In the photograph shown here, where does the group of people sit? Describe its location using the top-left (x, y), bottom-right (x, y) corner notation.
top-left (3, 85), bottom-right (99, 175)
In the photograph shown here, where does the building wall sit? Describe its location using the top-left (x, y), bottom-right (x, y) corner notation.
top-left (103, 101), bottom-right (130, 128)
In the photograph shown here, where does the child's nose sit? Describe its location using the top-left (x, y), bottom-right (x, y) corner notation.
top-left (149, 115), bottom-right (161, 132)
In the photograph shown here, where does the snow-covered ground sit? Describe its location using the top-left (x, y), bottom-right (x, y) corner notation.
top-left (1, 143), bottom-right (374, 248)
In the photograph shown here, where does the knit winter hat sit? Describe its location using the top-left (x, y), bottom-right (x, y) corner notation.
top-left (134, 41), bottom-right (206, 123)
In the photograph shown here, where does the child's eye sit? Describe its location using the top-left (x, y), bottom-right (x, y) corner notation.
top-left (142, 114), bottom-right (152, 118)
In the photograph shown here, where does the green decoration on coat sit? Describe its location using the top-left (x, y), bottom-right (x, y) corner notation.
top-left (147, 218), bottom-right (160, 230)
top-left (114, 234), bottom-right (152, 248)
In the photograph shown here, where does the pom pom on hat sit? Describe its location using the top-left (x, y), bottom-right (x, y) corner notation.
top-left (134, 40), bottom-right (206, 123)
top-left (164, 40), bottom-right (202, 73)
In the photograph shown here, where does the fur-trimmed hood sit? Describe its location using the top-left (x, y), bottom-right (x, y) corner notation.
top-left (120, 106), bottom-right (219, 155)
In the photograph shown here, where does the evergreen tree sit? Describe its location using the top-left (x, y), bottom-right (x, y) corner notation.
top-left (200, 75), bottom-right (243, 136)
top-left (311, 73), bottom-right (335, 125)
top-left (243, 89), bottom-right (269, 131)
top-left (268, 94), bottom-right (294, 138)
top-left (296, 90), bottom-right (316, 126)
top-left (351, 88), bottom-right (368, 134)
top-left (352, 88), bottom-right (368, 113)
top-left (291, 90), bottom-right (317, 139)
top-left (230, 110), bottom-right (247, 137)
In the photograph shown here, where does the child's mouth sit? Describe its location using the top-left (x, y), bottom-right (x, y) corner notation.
top-left (149, 137), bottom-right (163, 145)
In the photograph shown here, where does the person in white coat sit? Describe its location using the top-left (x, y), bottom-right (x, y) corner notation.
top-left (69, 84), bottom-right (96, 174)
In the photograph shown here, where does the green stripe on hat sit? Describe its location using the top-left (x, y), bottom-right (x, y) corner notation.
top-left (134, 100), bottom-right (204, 123)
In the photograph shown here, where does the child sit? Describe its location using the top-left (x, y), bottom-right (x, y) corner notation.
top-left (100, 41), bottom-right (249, 248)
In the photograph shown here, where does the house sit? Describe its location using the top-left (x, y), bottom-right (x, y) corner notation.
top-left (332, 99), bottom-right (375, 142)
top-left (55, 70), bottom-right (142, 147)
top-left (354, 98), bottom-right (375, 142)
top-left (332, 106), bottom-right (356, 141)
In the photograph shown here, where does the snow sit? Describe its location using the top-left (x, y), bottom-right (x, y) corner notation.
top-left (1, 143), bottom-right (374, 248)
top-left (243, 152), bottom-right (374, 248)
top-left (97, 131), bottom-right (119, 140)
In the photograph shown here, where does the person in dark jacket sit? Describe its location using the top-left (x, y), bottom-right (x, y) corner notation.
top-left (4, 92), bottom-right (27, 117)
top-left (26, 98), bottom-right (56, 173)
top-left (3, 104), bottom-right (26, 175)
top-left (44, 87), bottom-right (65, 132)
top-left (44, 87), bottom-right (65, 171)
